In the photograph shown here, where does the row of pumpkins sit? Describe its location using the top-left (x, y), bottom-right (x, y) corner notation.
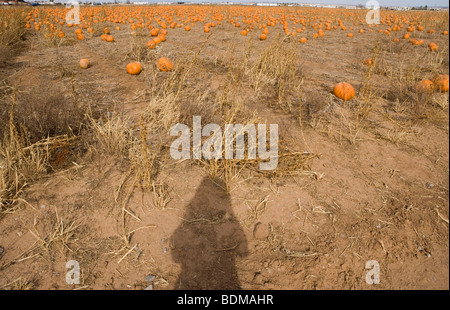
top-left (333, 75), bottom-right (449, 102)
top-left (78, 55), bottom-right (449, 101)
top-left (79, 57), bottom-right (173, 74)
top-left (21, 5), bottom-right (449, 45)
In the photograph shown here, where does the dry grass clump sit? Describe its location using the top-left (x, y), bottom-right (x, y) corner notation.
top-left (378, 43), bottom-right (449, 118)
top-left (0, 90), bottom-right (83, 214)
top-left (0, 94), bottom-right (84, 144)
top-left (245, 36), bottom-right (301, 112)
top-left (0, 8), bottom-right (27, 48)
top-left (0, 113), bottom-right (76, 215)
top-left (87, 113), bottom-right (133, 157)
top-left (0, 277), bottom-right (35, 290)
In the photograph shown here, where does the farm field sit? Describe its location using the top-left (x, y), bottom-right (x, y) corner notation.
top-left (0, 4), bottom-right (449, 290)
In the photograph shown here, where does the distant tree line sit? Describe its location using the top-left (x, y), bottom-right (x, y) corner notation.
top-left (411, 5), bottom-right (428, 10)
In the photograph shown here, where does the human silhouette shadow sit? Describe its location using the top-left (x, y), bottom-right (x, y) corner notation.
top-left (171, 177), bottom-right (248, 290)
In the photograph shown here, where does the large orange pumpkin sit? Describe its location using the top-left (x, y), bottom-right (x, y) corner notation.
top-left (433, 75), bottom-right (449, 92)
top-left (415, 80), bottom-right (434, 94)
top-left (158, 57), bottom-right (174, 72)
top-left (150, 28), bottom-right (159, 36)
top-left (146, 40), bottom-right (156, 49)
top-left (429, 43), bottom-right (438, 52)
top-left (126, 62), bottom-right (143, 75)
top-left (79, 59), bottom-right (90, 69)
top-left (333, 82), bottom-right (355, 101)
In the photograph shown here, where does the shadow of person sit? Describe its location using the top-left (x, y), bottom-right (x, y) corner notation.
top-left (171, 177), bottom-right (248, 290)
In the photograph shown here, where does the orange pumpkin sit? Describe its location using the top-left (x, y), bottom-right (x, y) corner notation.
top-left (79, 59), bottom-right (90, 69)
top-left (158, 34), bottom-right (166, 42)
top-left (260, 33), bottom-right (267, 40)
top-left (299, 37), bottom-right (307, 43)
top-left (150, 28), bottom-right (159, 36)
top-left (126, 62), bottom-right (143, 75)
top-left (433, 75), bottom-right (449, 92)
top-left (333, 82), bottom-right (355, 101)
top-left (158, 57), bottom-right (174, 72)
top-left (105, 35), bottom-right (114, 42)
top-left (364, 58), bottom-right (373, 66)
top-left (429, 43), bottom-right (438, 52)
top-left (146, 40), bottom-right (156, 49)
top-left (153, 36), bottom-right (162, 44)
top-left (415, 80), bottom-right (434, 94)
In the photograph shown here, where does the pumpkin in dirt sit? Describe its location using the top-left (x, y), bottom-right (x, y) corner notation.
top-left (429, 42), bottom-right (438, 51)
top-left (415, 80), bottom-right (435, 94)
top-left (260, 33), bottom-right (267, 40)
top-left (105, 35), bottom-right (114, 42)
top-left (150, 28), bottom-right (159, 36)
top-left (333, 82), bottom-right (355, 101)
top-left (364, 58), bottom-right (373, 66)
top-left (79, 59), bottom-right (90, 69)
top-left (158, 57), bottom-right (174, 72)
top-left (433, 75), bottom-right (449, 92)
top-left (153, 36), bottom-right (162, 44)
top-left (158, 34), bottom-right (166, 42)
top-left (146, 40), bottom-right (156, 49)
top-left (126, 62), bottom-right (143, 75)
top-left (299, 37), bottom-right (307, 43)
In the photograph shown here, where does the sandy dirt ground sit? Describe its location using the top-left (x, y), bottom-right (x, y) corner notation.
top-left (0, 5), bottom-right (448, 290)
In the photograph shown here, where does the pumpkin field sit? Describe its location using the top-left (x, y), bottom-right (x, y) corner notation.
top-left (0, 4), bottom-right (449, 290)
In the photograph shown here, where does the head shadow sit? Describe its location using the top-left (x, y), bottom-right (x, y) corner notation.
top-left (171, 177), bottom-right (248, 290)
